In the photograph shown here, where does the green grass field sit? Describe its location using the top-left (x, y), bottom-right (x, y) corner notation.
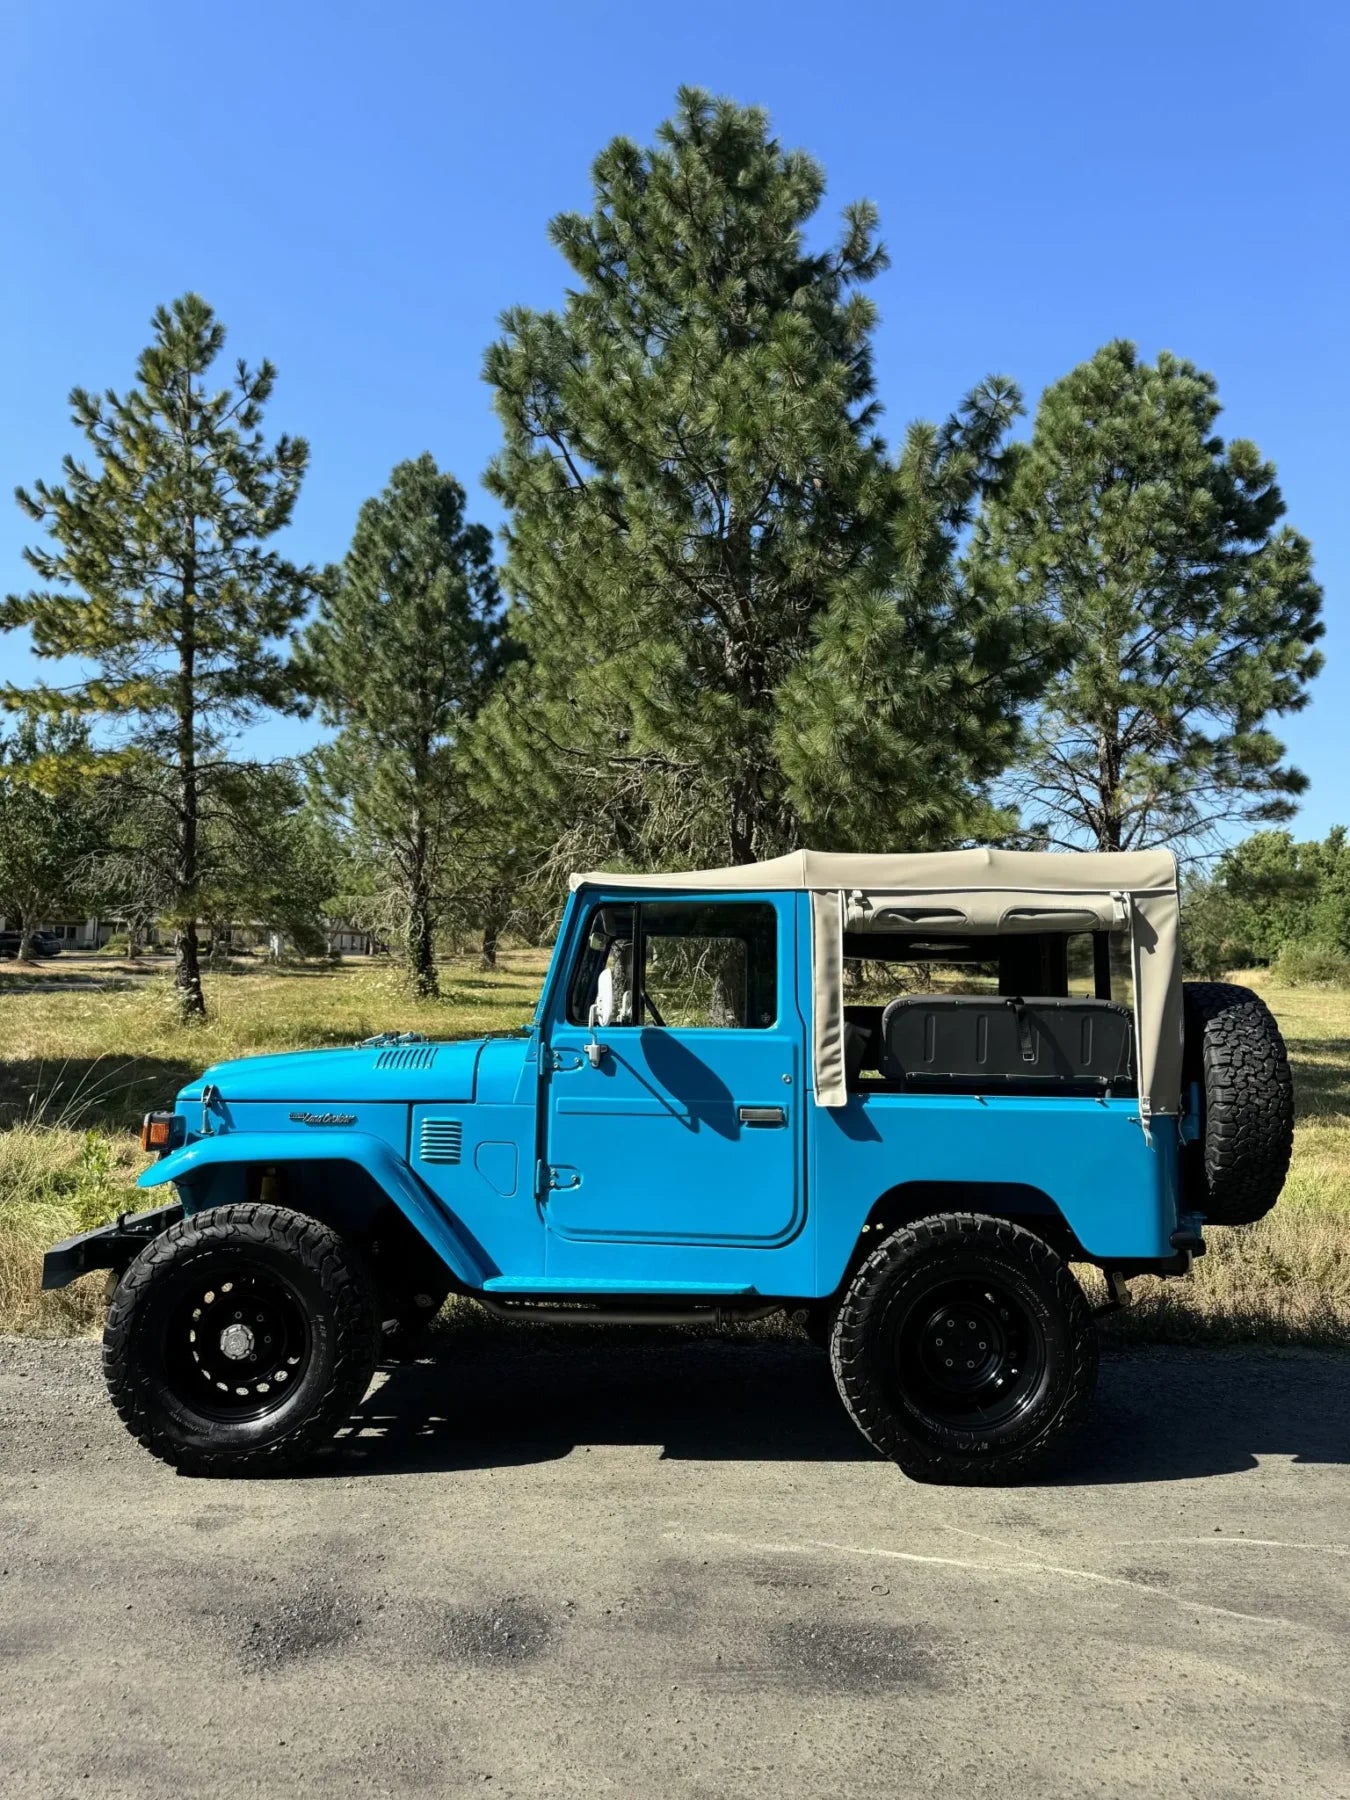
top-left (1, 954), bottom-right (1346, 1345)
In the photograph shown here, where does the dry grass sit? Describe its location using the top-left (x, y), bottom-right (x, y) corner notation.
top-left (0, 956), bottom-right (1346, 1345)
top-left (0, 952), bottom-right (546, 1333)
top-left (1094, 972), bottom-right (1350, 1348)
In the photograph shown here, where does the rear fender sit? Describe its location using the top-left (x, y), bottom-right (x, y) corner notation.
top-left (828, 1180), bottom-right (1080, 1297)
top-left (137, 1132), bottom-right (491, 1289)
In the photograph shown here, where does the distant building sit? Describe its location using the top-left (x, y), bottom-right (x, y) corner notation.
top-left (0, 914), bottom-right (384, 956)
top-left (0, 916), bottom-right (141, 950)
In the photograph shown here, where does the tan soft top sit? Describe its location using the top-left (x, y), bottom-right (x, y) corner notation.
top-left (571, 848), bottom-right (1183, 1121)
top-left (570, 846), bottom-right (1178, 895)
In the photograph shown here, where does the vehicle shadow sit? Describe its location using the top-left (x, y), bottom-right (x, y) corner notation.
top-left (318, 1331), bottom-right (869, 1476)
top-left (315, 1330), bottom-right (1350, 1485)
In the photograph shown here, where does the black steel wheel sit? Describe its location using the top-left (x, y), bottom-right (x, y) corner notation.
top-left (897, 1275), bottom-right (1047, 1432)
top-left (830, 1213), bottom-right (1098, 1484)
top-left (104, 1203), bottom-right (379, 1476)
top-left (161, 1260), bottom-right (313, 1420)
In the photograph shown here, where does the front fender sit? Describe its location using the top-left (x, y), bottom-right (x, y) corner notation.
top-left (138, 1132), bottom-right (491, 1289)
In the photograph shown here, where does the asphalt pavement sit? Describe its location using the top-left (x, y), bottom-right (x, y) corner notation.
top-left (1, 1327), bottom-right (1347, 1798)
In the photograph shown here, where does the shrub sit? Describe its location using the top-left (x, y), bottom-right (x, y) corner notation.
top-left (1270, 940), bottom-right (1350, 988)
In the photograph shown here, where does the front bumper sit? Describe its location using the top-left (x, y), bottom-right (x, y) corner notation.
top-left (42, 1202), bottom-right (183, 1290)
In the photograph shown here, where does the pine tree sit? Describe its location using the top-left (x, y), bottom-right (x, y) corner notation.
top-left (0, 715), bottom-right (105, 959)
top-left (971, 341), bottom-right (1324, 852)
top-left (0, 294), bottom-right (316, 1018)
top-left (300, 456), bottom-right (505, 998)
top-left (477, 88), bottom-right (1046, 875)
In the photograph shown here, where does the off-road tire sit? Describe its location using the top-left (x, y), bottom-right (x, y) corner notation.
top-left (830, 1213), bottom-right (1098, 1484)
top-left (1181, 982), bottom-right (1294, 1226)
top-left (104, 1203), bottom-right (380, 1476)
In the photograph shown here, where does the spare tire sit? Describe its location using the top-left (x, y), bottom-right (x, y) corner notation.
top-left (1181, 982), bottom-right (1294, 1225)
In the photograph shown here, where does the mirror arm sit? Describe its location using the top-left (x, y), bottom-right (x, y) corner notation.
top-left (585, 1001), bottom-right (607, 1067)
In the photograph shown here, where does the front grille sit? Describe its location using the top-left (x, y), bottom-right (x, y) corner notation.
top-left (375, 1045), bottom-right (439, 1072)
top-left (419, 1118), bottom-right (463, 1165)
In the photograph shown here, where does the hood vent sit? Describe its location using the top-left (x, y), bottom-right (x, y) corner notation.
top-left (419, 1118), bottom-right (463, 1164)
top-left (375, 1045), bottom-right (439, 1072)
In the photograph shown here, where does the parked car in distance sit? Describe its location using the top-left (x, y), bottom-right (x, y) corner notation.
top-left (44, 848), bottom-right (1294, 1484)
top-left (0, 929), bottom-right (63, 958)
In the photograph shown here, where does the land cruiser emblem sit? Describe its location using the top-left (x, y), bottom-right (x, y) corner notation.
top-left (288, 1111), bottom-right (357, 1126)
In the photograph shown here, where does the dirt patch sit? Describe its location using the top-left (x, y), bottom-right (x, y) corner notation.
top-left (435, 1596), bottom-right (556, 1666)
top-left (239, 1583), bottom-right (363, 1672)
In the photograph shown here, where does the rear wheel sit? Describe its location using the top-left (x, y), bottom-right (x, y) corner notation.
top-left (830, 1213), bottom-right (1098, 1484)
top-left (104, 1203), bottom-right (380, 1476)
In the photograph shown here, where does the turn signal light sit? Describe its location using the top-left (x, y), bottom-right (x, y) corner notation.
top-left (141, 1112), bottom-right (178, 1153)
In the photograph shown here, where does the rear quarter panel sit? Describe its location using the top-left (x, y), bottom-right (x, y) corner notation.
top-left (812, 1095), bottom-right (1182, 1294)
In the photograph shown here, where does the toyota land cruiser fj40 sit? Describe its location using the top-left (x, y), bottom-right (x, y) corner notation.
top-left (44, 848), bottom-right (1294, 1483)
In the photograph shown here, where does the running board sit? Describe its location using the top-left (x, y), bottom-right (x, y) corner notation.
top-left (481, 1276), bottom-right (759, 1298)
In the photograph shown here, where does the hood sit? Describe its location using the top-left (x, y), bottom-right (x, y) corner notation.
top-left (176, 1039), bottom-right (487, 1107)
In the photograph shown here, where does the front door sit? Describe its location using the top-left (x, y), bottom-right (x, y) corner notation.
top-left (544, 896), bottom-right (802, 1266)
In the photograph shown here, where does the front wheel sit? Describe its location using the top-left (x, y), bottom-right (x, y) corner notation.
top-left (104, 1203), bottom-right (380, 1476)
top-left (830, 1214), bottom-right (1098, 1484)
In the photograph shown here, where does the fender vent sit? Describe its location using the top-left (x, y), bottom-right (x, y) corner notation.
top-left (419, 1118), bottom-right (463, 1164)
top-left (375, 1045), bottom-right (439, 1072)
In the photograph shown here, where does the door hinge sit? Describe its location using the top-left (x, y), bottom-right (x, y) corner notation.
top-left (536, 1160), bottom-right (581, 1196)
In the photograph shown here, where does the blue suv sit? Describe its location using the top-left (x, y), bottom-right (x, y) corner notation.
top-left (44, 849), bottom-right (1293, 1483)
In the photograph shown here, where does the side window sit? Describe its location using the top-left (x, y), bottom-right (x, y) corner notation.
top-left (639, 902), bottom-right (777, 1030)
top-left (566, 900), bottom-right (779, 1030)
top-left (567, 905), bottom-right (635, 1025)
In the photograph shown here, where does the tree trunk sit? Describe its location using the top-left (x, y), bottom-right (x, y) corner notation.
top-left (478, 923), bottom-right (498, 972)
top-left (1096, 723), bottom-right (1124, 853)
top-left (728, 773), bottom-right (757, 866)
top-left (407, 889), bottom-right (438, 997)
top-left (174, 574), bottom-right (206, 1021)
top-left (15, 907), bottom-right (39, 965)
top-left (406, 819), bottom-right (439, 999)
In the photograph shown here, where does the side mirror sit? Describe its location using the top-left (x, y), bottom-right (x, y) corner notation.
top-left (585, 1000), bottom-right (606, 1068)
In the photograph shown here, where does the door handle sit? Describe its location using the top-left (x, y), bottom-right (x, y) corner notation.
top-left (738, 1105), bottom-right (787, 1127)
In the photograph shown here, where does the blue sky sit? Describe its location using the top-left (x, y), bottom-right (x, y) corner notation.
top-left (2, 0), bottom-right (1346, 838)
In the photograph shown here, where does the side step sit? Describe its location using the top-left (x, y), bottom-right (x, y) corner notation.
top-left (481, 1276), bottom-right (759, 1298)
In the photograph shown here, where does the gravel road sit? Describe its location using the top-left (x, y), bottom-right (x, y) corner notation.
top-left (1, 1329), bottom-right (1347, 1798)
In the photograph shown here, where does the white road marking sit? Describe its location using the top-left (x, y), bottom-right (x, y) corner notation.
top-left (676, 1529), bottom-right (1302, 1630)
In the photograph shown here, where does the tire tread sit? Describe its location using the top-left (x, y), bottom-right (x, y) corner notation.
top-left (103, 1203), bottom-right (379, 1476)
top-left (830, 1212), bottom-right (1098, 1485)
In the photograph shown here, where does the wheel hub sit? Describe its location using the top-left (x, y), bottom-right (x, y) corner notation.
top-left (886, 1272), bottom-right (1044, 1432)
top-left (918, 1300), bottom-right (1009, 1395)
top-left (218, 1322), bottom-right (256, 1362)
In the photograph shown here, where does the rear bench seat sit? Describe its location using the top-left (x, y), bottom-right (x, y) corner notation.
top-left (875, 995), bottom-right (1135, 1096)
